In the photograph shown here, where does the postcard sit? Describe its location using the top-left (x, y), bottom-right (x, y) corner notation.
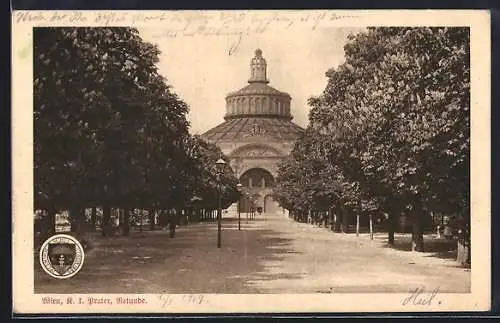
top-left (12, 9), bottom-right (491, 314)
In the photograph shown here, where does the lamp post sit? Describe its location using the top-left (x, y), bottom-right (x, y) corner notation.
top-left (215, 158), bottom-right (226, 248)
top-left (236, 183), bottom-right (243, 231)
top-left (245, 192), bottom-right (251, 223)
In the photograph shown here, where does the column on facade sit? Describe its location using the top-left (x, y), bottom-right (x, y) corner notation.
top-left (262, 97), bottom-right (268, 114)
top-left (246, 98), bottom-right (251, 114)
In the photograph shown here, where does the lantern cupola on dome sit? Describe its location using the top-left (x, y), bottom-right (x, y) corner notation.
top-left (248, 48), bottom-right (269, 84)
top-left (223, 49), bottom-right (293, 121)
top-left (203, 49), bottom-right (303, 142)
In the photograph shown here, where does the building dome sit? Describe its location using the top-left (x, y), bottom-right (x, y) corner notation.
top-left (202, 48), bottom-right (303, 143)
top-left (224, 49), bottom-right (293, 121)
top-left (202, 116), bottom-right (304, 142)
top-left (201, 49), bottom-right (304, 214)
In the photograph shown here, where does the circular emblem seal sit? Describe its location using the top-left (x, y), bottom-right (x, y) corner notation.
top-left (39, 234), bottom-right (85, 279)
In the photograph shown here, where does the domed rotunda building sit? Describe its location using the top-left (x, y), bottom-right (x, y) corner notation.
top-left (202, 49), bottom-right (304, 213)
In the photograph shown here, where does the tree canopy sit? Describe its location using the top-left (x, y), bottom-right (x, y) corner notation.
top-left (34, 27), bottom-right (239, 220)
top-left (274, 27), bottom-right (470, 253)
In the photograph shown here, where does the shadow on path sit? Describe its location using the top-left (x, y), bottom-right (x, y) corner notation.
top-left (372, 233), bottom-right (459, 262)
top-left (34, 218), bottom-right (299, 294)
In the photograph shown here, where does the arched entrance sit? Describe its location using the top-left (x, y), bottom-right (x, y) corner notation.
top-left (239, 168), bottom-right (275, 213)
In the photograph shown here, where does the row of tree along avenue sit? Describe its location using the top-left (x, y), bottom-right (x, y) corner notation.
top-left (273, 27), bottom-right (470, 266)
top-left (34, 27), bottom-right (239, 245)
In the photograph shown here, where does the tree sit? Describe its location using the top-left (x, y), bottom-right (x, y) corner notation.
top-left (34, 27), bottom-right (192, 237)
top-left (183, 135), bottom-right (239, 211)
top-left (278, 27), bottom-right (469, 261)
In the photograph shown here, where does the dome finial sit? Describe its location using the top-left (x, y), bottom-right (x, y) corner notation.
top-left (249, 49), bottom-right (268, 84)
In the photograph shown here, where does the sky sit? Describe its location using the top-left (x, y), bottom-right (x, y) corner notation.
top-left (139, 27), bottom-right (365, 134)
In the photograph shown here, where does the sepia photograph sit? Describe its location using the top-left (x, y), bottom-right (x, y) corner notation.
top-left (12, 10), bottom-right (490, 313)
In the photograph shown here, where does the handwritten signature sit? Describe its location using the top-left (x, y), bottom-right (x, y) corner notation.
top-left (402, 286), bottom-right (440, 306)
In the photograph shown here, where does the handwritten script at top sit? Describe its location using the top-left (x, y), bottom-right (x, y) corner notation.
top-left (14, 11), bottom-right (358, 38)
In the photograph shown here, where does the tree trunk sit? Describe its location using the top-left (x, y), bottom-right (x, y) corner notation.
top-left (157, 209), bottom-right (164, 227)
top-left (69, 207), bottom-right (78, 232)
top-left (329, 208), bottom-right (334, 231)
top-left (139, 210), bottom-right (143, 233)
top-left (114, 208), bottom-right (120, 228)
top-left (119, 208), bottom-right (123, 223)
top-left (178, 209), bottom-right (184, 226)
top-left (149, 209), bottom-right (156, 231)
top-left (69, 207), bottom-right (85, 235)
top-left (122, 208), bottom-right (130, 236)
top-left (456, 214), bottom-right (471, 267)
top-left (40, 208), bottom-right (56, 241)
top-left (341, 207), bottom-right (349, 233)
top-left (387, 212), bottom-right (396, 247)
top-left (332, 206), bottom-right (341, 232)
top-left (356, 213), bottom-right (360, 237)
top-left (369, 213), bottom-right (373, 240)
top-left (411, 208), bottom-right (425, 252)
top-left (47, 208), bottom-right (56, 234)
top-left (456, 239), bottom-right (470, 267)
top-left (102, 205), bottom-right (111, 238)
top-left (182, 209), bottom-right (188, 225)
top-left (169, 209), bottom-right (177, 238)
top-left (90, 207), bottom-right (97, 231)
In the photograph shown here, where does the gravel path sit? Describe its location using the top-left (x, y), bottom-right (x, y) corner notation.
top-left (35, 213), bottom-right (470, 294)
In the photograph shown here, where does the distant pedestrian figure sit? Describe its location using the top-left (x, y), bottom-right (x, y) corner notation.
top-left (169, 221), bottom-right (175, 238)
top-left (169, 210), bottom-right (178, 238)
